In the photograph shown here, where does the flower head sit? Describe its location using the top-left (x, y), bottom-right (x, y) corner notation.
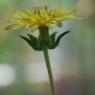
top-left (6, 6), bottom-right (78, 31)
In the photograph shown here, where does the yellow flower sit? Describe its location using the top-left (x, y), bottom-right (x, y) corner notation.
top-left (6, 6), bottom-right (78, 31)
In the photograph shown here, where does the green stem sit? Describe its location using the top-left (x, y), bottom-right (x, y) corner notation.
top-left (43, 47), bottom-right (56, 95)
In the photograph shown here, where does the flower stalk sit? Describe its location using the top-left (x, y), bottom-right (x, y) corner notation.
top-left (43, 46), bottom-right (56, 95)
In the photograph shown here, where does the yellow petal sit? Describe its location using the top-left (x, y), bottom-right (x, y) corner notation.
top-left (14, 12), bottom-right (28, 19)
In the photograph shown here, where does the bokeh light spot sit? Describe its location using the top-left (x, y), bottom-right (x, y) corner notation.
top-left (0, 64), bottom-right (16, 87)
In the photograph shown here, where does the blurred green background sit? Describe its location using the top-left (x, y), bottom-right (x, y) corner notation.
top-left (0, 0), bottom-right (95, 95)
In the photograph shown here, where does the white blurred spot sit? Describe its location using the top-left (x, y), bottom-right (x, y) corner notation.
top-left (0, 64), bottom-right (16, 87)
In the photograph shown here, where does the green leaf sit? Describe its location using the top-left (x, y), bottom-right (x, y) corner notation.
top-left (48, 32), bottom-right (57, 49)
top-left (49, 31), bottom-right (70, 49)
top-left (50, 32), bottom-right (57, 43)
top-left (20, 35), bottom-right (43, 51)
top-left (20, 35), bottom-right (32, 45)
top-left (55, 31), bottom-right (70, 46)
